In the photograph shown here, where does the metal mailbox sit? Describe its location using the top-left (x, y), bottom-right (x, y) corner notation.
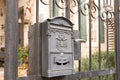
top-left (40, 17), bottom-right (74, 77)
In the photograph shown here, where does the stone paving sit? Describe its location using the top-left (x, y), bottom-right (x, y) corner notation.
top-left (0, 67), bottom-right (4, 80)
top-left (0, 67), bottom-right (27, 80)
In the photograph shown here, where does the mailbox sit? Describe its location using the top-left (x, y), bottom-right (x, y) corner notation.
top-left (40, 17), bottom-right (74, 77)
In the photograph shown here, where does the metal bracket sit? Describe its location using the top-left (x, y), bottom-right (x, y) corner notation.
top-left (73, 30), bottom-right (81, 60)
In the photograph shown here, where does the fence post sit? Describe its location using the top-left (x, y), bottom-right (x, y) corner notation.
top-left (4, 0), bottom-right (18, 80)
top-left (114, 0), bottom-right (120, 80)
top-left (28, 24), bottom-right (68, 80)
top-left (28, 24), bottom-right (41, 76)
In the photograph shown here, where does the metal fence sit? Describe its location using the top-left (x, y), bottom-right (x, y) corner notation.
top-left (38, 0), bottom-right (116, 80)
top-left (1, 0), bottom-right (120, 80)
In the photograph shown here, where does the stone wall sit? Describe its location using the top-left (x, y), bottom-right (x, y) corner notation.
top-left (0, 0), bottom-right (5, 49)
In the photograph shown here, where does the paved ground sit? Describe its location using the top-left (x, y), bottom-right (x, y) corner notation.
top-left (0, 67), bottom-right (27, 80)
top-left (0, 67), bottom-right (4, 80)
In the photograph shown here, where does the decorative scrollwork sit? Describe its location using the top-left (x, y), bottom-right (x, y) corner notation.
top-left (70, 0), bottom-right (79, 14)
top-left (40, 0), bottom-right (49, 5)
top-left (80, 1), bottom-right (89, 16)
top-left (39, 0), bottom-right (114, 20)
top-left (90, 0), bottom-right (99, 19)
top-left (100, 4), bottom-right (114, 21)
top-left (55, 0), bottom-right (66, 9)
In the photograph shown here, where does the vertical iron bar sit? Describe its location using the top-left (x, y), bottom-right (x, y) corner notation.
top-left (66, 0), bottom-right (70, 19)
top-left (106, 11), bottom-right (109, 80)
top-left (53, 0), bottom-right (56, 17)
top-left (110, 0), bottom-right (111, 5)
top-left (5, 0), bottom-right (18, 80)
top-left (89, 0), bottom-right (92, 80)
top-left (36, 0), bottom-right (39, 25)
top-left (114, 0), bottom-right (120, 80)
top-left (106, 0), bottom-right (109, 80)
top-left (36, 0), bottom-right (40, 75)
top-left (98, 0), bottom-right (101, 80)
top-left (106, 0), bottom-right (108, 4)
top-left (78, 0), bottom-right (81, 74)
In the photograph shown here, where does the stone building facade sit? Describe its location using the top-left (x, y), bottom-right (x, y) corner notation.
top-left (0, 0), bottom-right (115, 57)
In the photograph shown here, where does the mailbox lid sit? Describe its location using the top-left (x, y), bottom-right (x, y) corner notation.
top-left (47, 17), bottom-right (73, 27)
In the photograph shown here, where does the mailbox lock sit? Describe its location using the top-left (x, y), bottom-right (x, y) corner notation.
top-left (60, 53), bottom-right (64, 56)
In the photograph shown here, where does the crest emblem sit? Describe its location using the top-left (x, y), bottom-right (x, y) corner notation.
top-left (56, 34), bottom-right (68, 52)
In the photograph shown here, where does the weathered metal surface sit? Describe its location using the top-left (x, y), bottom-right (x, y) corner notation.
top-left (114, 0), bottom-right (120, 80)
top-left (88, 1), bottom-right (92, 80)
top-left (73, 30), bottom-right (81, 60)
top-left (66, 0), bottom-right (70, 19)
top-left (98, 0), bottom-right (102, 80)
top-left (27, 0), bottom-right (117, 79)
top-left (18, 76), bottom-right (68, 80)
top-left (4, 0), bottom-right (119, 80)
top-left (18, 76), bottom-right (41, 80)
top-left (28, 24), bottom-right (40, 75)
top-left (40, 17), bottom-right (74, 77)
top-left (69, 68), bottom-right (116, 79)
top-left (5, 0), bottom-right (18, 80)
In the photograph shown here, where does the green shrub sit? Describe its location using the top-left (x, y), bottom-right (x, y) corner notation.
top-left (81, 51), bottom-right (115, 80)
top-left (18, 46), bottom-right (28, 66)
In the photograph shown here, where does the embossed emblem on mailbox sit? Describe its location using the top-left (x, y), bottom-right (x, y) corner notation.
top-left (40, 17), bottom-right (74, 77)
top-left (56, 34), bottom-right (68, 52)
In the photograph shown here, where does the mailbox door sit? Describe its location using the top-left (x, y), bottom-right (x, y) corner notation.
top-left (48, 24), bottom-right (74, 71)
